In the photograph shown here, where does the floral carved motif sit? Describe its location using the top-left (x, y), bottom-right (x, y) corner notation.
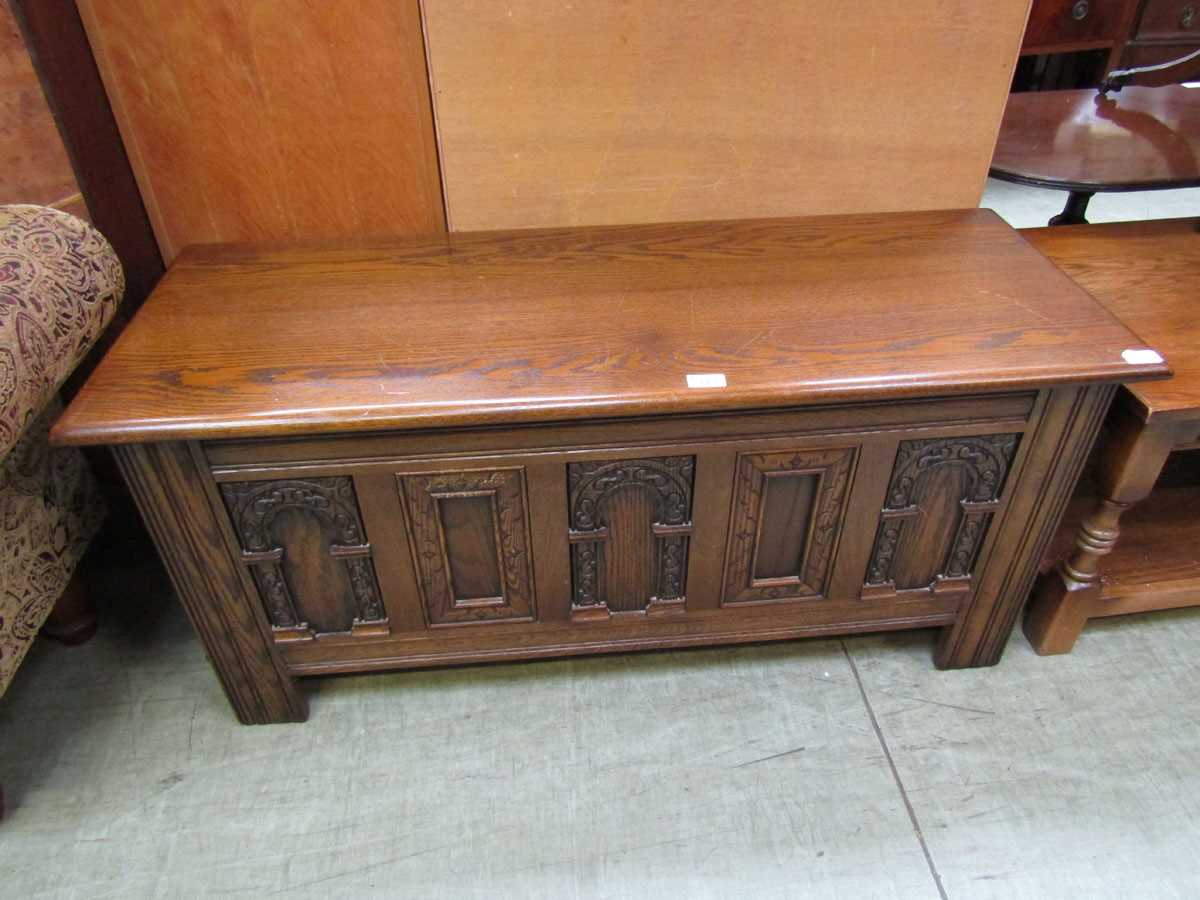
top-left (659, 536), bottom-right (687, 601)
top-left (568, 457), bottom-right (694, 531)
top-left (252, 565), bottom-right (297, 628)
top-left (222, 478), bottom-right (364, 551)
top-left (572, 541), bottom-right (600, 606)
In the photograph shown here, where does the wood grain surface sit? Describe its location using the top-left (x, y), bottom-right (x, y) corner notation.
top-left (422, 0), bottom-right (1032, 231)
top-left (1021, 217), bottom-right (1199, 417)
top-left (10, 0), bottom-right (165, 313)
top-left (991, 86), bottom-right (1200, 191)
top-left (52, 210), bottom-right (1169, 446)
top-left (77, 0), bottom-right (445, 264)
top-left (0, 2), bottom-right (80, 210)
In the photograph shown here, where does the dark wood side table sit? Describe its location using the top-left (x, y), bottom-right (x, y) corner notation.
top-left (50, 211), bottom-right (1167, 723)
top-left (1023, 218), bottom-right (1200, 653)
top-left (990, 85), bottom-right (1200, 224)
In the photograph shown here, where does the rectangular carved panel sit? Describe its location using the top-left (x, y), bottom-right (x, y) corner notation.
top-left (753, 474), bottom-right (818, 580)
top-left (722, 447), bottom-right (857, 605)
top-left (863, 435), bottom-right (1020, 596)
top-left (397, 468), bottom-right (536, 626)
top-left (437, 494), bottom-right (503, 600)
top-left (567, 456), bottom-right (695, 619)
top-left (219, 477), bottom-right (386, 642)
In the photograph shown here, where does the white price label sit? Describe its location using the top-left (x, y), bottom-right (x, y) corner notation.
top-left (1122, 348), bottom-right (1165, 365)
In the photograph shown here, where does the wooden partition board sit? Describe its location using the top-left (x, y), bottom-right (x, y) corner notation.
top-left (0, 2), bottom-right (84, 216)
top-left (77, 0), bottom-right (446, 264)
top-left (423, 0), bottom-right (1034, 231)
top-left (77, 1), bottom-right (1032, 253)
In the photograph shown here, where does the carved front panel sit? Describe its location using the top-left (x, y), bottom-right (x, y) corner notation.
top-left (219, 477), bottom-right (387, 641)
top-left (863, 435), bottom-right (1020, 595)
top-left (722, 447), bottom-right (856, 604)
top-left (397, 468), bottom-right (535, 626)
top-left (568, 456), bottom-right (695, 618)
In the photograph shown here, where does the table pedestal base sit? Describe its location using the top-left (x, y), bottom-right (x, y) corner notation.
top-left (1048, 191), bottom-right (1094, 227)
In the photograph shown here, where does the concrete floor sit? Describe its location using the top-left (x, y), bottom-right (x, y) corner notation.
top-left (2, 181), bottom-right (1199, 898)
top-left (3, 557), bottom-right (1200, 899)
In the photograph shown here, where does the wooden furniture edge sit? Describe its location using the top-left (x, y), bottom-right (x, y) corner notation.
top-left (990, 166), bottom-right (1200, 195)
top-left (50, 370), bottom-right (1165, 448)
top-left (113, 441), bottom-right (306, 724)
top-left (937, 383), bottom-right (1116, 667)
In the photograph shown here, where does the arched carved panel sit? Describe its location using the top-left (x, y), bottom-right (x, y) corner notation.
top-left (567, 456), bottom-right (695, 619)
top-left (863, 435), bottom-right (1020, 596)
top-left (219, 477), bottom-right (386, 641)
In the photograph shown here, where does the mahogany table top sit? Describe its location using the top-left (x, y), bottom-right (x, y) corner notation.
top-left (1021, 217), bottom-right (1199, 421)
top-left (52, 210), bottom-right (1169, 446)
top-left (990, 86), bottom-right (1200, 193)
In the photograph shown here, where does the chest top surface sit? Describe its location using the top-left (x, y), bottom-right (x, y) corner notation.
top-left (52, 209), bottom-right (1168, 445)
top-left (1021, 217), bottom-right (1199, 421)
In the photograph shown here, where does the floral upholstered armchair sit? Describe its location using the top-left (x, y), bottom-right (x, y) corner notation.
top-left (0, 205), bottom-right (123, 700)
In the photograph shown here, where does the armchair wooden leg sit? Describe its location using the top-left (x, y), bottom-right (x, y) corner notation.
top-left (40, 571), bottom-right (98, 645)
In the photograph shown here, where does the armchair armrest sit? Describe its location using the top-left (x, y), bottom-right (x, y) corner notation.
top-left (0, 204), bottom-right (124, 458)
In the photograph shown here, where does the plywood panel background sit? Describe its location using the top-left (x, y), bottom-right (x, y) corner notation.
top-left (423, 0), bottom-right (1032, 231)
top-left (0, 2), bottom-right (85, 218)
top-left (78, 0), bottom-right (445, 263)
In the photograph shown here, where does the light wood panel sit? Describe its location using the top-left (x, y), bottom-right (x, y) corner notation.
top-left (423, 0), bottom-right (1033, 231)
top-left (78, 0), bottom-right (445, 264)
top-left (0, 2), bottom-right (82, 214)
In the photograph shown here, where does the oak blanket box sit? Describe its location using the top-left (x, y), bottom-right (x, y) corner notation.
top-left (52, 211), bottom-right (1169, 723)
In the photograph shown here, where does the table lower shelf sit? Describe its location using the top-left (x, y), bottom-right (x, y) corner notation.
top-left (1043, 453), bottom-right (1200, 618)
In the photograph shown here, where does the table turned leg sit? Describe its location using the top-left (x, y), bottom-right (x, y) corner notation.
top-left (113, 442), bottom-right (307, 724)
top-left (1048, 191), bottom-right (1094, 227)
top-left (1024, 406), bottom-right (1175, 655)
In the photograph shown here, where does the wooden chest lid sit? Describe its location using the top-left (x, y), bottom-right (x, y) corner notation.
top-left (53, 209), bottom-right (1169, 445)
